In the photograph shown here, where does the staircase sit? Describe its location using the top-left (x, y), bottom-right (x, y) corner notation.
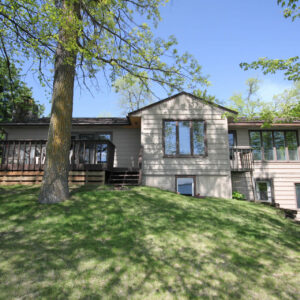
top-left (108, 170), bottom-right (139, 186)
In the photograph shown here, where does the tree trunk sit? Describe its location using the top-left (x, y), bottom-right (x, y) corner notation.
top-left (39, 1), bottom-right (78, 203)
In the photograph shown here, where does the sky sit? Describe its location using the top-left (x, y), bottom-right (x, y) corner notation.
top-left (21, 0), bottom-right (299, 117)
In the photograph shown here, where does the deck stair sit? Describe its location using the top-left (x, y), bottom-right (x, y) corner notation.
top-left (108, 170), bottom-right (139, 186)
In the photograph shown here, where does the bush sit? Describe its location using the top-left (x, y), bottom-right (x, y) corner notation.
top-left (232, 191), bottom-right (246, 200)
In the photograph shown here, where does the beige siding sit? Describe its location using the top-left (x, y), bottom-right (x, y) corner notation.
top-left (4, 125), bottom-right (141, 169)
top-left (6, 126), bottom-right (48, 140)
top-left (136, 93), bottom-right (232, 199)
top-left (233, 127), bottom-right (300, 209)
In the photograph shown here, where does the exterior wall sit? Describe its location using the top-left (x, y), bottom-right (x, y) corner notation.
top-left (136, 93), bottom-right (232, 199)
top-left (231, 126), bottom-right (300, 209)
top-left (4, 125), bottom-right (141, 169)
top-left (231, 172), bottom-right (254, 201)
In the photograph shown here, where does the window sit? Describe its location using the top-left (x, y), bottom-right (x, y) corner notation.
top-left (77, 133), bottom-right (112, 163)
top-left (98, 133), bottom-right (112, 141)
top-left (296, 184), bottom-right (300, 209)
top-left (286, 132), bottom-right (298, 160)
top-left (249, 130), bottom-right (299, 161)
top-left (176, 177), bottom-right (195, 196)
top-left (163, 120), bottom-right (206, 157)
top-left (228, 130), bottom-right (237, 148)
top-left (256, 180), bottom-right (272, 202)
top-left (249, 131), bottom-right (262, 160)
top-left (77, 132), bottom-right (112, 141)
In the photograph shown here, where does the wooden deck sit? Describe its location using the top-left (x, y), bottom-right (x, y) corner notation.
top-left (0, 139), bottom-right (115, 171)
top-left (230, 147), bottom-right (254, 172)
top-left (0, 170), bottom-right (105, 185)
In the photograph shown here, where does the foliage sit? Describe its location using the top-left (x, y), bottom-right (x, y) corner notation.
top-left (228, 78), bottom-right (263, 119)
top-left (192, 88), bottom-right (220, 103)
top-left (113, 74), bottom-right (153, 114)
top-left (232, 191), bottom-right (246, 200)
top-left (0, 185), bottom-right (299, 299)
top-left (260, 81), bottom-right (300, 123)
top-left (240, 0), bottom-right (300, 81)
top-left (240, 57), bottom-right (300, 82)
top-left (0, 0), bottom-right (208, 94)
top-left (0, 57), bottom-right (44, 122)
top-left (278, 0), bottom-right (300, 20)
top-left (229, 78), bottom-right (300, 122)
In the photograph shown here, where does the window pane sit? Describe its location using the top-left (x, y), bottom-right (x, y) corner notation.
top-left (262, 131), bottom-right (274, 160)
top-left (79, 134), bottom-right (95, 140)
top-left (296, 184), bottom-right (300, 209)
top-left (228, 132), bottom-right (236, 148)
top-left (164, 121), bottom-right (177, 155)
top-left (177, 177), bottom-right (194, 196)
top-left (193, 121), bottom-right (205, 155)
top-left (258, 182), bottom-right (268, 201)
top-left (250, 131), bottom-right (262, 160)
top-left (97, 144), bottom-right (107, 163)
top-left (179, 121), bottom-right (191, 155)
top-left (98, 133), bottom-right (112, 141)
top-left (286, 131), bottom-right (298, 160)
top-left (274, 131), bottom-right (286, 160)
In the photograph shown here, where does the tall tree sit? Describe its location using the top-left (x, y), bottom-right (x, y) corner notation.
top-left (240, 0), bottom-right (300, 81)
top-left (0, 0), bottom-right (207, 203)
top-left (113, 74), bottom-right (153, 114)
top-left (260, 81), bottom-right (300, 122)
top-left (228, 78), bottom-right (263, 119)
top-left (229, 78), bottom-right (300, 123)
top-left (0, 57), bottom-right (44, 122)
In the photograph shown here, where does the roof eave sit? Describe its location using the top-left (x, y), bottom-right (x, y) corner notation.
top-left (128, 91), bottom-right (238, 116)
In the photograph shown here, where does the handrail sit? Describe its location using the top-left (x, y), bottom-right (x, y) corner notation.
top-left (138, 145), bottom-right (144, 185)
top-left (230, 147), bottom-right (254, 171)
top-left (0, 139), bottom-right (115, 171)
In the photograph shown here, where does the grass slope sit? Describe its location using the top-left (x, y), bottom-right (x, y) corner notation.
top-left (0, 185), bottom-right (299, 299)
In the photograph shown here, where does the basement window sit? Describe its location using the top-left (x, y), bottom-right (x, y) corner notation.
top-left (255, 180), bottom-right (272, 203)
top-left (296, 184), bottom-right (300, 209)
top-left (176, 177), bottom-right (195, 196)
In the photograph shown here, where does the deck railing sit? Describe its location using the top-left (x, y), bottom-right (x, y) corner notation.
top-left (0, 139), bottom-right (115, 171)
top-left (230, 147), bottom-right (254, 171)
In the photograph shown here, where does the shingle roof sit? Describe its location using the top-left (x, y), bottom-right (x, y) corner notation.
top-left (0, 117), bottom-right (130, 126)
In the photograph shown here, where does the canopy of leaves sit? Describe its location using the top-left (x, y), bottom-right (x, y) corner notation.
top-left (0, 56), bottom-right (44, 122)
top-left (228, 78), bottom-right (263, 119)
top-left (229, 78), bottom-right (300, 124)
top-left (0, 0), bottom-right (208, 95)
top-left (260, 81), bottom-right (300, 122)
top-left (240, 0), bottom-right (300, 81)
top-left (113, 74), bottom-right (153, 114)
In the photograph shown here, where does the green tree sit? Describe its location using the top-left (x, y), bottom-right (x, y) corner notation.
top-left (113, 74), bottom-right (153, 114)
top-left (240, 0), bottom-right (300, 81)
top-left (260, 81), bottom-right (300, 122)
top-left (228, 78), bottom-right (263, 119)
top-left (0, 57), bottom-right (44, 122)
top-left (0, 0), bottom-right (208, 203)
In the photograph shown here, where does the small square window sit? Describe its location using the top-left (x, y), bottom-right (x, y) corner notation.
top-left (176, 177), bottom-right (195, 196)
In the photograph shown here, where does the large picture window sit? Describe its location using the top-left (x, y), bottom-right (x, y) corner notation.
top-left (249, 130), bottom-right (299, 161)
top-left (163, 120), bottom-right (206, 157)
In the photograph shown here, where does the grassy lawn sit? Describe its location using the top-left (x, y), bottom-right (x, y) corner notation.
top-left (0, 185), bottom-right (299, 299)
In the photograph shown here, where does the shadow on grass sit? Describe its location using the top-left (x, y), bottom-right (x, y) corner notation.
top-left (0, 185), bottom-right (299, 299)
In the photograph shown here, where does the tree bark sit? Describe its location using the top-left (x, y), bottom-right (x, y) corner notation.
top-left (39, 1), bottom-right (78, 203)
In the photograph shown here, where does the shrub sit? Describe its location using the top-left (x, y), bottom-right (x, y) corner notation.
top-left (232, 191), bottom-right (246, 200)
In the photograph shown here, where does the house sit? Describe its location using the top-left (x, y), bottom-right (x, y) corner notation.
top-left (0, 92), bottom-right (299, 214)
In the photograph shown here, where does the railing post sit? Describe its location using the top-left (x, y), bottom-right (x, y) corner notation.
top-left (138, 145), bottom-right (144, 185)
